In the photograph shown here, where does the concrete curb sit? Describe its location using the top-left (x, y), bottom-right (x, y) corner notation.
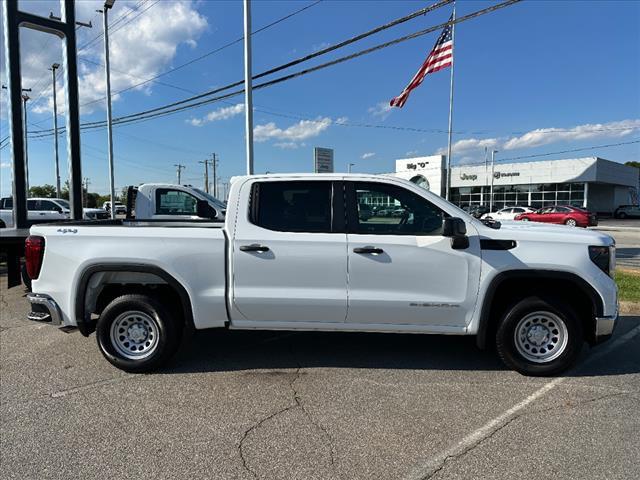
top-left (590, 226), bottom-right (640, 232)
top-left (621, 301), bottom-right (640, 315)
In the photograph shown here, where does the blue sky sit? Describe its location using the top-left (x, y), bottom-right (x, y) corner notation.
top-left (1, 0), bottom-right (639, 196)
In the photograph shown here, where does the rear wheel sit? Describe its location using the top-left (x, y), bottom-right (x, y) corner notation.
top-left (618, 212), bottom-right (627, 219)
top-left (520, 217), bottom-right (529, 221)
top-left (565, 218), bottom-right (577, 227)
top-left (96, 294), bottom-right (182, 372)
top-left (496, 296), bottom-right (583, 376)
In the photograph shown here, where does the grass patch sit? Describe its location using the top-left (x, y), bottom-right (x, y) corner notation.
top-left (616, 269), bottom-right (640, 303)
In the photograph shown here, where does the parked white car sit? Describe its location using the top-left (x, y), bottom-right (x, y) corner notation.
top-left (481, 206), bottom-right (536, 221)
top-left (0, 197), bottom-right (108, 227)
top-left (25, 174), bottom-right (617, 376)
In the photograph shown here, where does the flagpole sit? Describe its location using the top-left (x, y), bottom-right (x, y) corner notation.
top-left (445, 3), bottom-right (456, 201)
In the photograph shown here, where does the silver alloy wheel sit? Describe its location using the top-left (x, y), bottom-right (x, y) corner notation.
top-left (514, 311), bottom-right (569, 363)
top-left (565, 218), bottom-right (577, 227)
top-left (521, 218), bottom-right (529, 221)
top-left (109, 311), bottom-right (160, 360)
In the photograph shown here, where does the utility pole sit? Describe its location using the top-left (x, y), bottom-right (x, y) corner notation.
top-left (99, 0), bottom-right (117, 218)
top-left (50, 63), bottom-right (61, 198)
top-left (199, 159), bottom-right (209, 193)
top-left (348, 163), bottom-right (355, 173)
top-left (211, 153), bottom-right (218, 197)
top-left (21, 89), bottom-right (32, 193)
top-left (243, 0), bottom-right (254, 175)
top-left (174, 164), bottom-right (186, 184)
top-left (489, 150), bottom-right (498, 212)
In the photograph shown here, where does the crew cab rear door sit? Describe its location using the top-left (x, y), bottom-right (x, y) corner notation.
top-left (230, 179), bottom-right (348, 324)
top-left (344, 180), bottom-right (481, 328)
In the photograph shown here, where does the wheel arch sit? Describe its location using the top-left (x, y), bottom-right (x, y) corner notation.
top-left (75, 263), bottom-right (194, 337)
top-left (476, 270), bottom-right (604, 349)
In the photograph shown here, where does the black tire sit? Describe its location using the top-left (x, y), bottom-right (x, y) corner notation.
top-left (496, 296), bottom-right (583, 376)
top-left (619, 212), bottom-right (627, 219)
top-left (96, 294), bottom-right (182, 373)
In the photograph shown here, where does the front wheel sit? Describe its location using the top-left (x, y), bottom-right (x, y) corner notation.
top-left (520, 217), bottom-right (529, 221)
top-left (96, 294), bottom-right (182, 372)
top-left (618, 212), bottom-right (627, 219)
top-left (565, 218), bottom-right (577, 227)
top-left (496, 296), bottom-right (583, 376)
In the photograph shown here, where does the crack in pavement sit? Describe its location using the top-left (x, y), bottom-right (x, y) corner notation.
top-left (237, 345), bottom-right (339, 480)
top-left (426, 391), bottom-right (631, 480)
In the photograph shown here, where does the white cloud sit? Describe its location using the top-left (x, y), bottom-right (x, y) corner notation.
top-left (436, 119), bottom-right (640, 157)
top-left (2, 0), bottom-right (208, 116)
top-left (1, 162), bottom-right (10, 169)
top-left (274, 142), bottom-right (306, 150)
top-left (254, 117), bottom-right (332, 143)
top-left (361, 152), bottom-right (375, 159)
top-left (188, 103), bottom-right (244, 126)
top-left (405, 150), bottom-right (419, 156)
top-left (368, 101), bottom-right (393, 120)
top-left (502, 119), bottom-right (640, 150)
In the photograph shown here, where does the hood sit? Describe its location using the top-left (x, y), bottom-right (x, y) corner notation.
top-left (480, 220), bottom-right (614, 246)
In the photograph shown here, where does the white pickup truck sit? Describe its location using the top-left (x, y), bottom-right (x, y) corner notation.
top-left (24, 174), bottom-right (618, 376)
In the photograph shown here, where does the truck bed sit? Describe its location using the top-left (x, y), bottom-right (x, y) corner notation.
top-left (30, 222), bottom-right (228, 330)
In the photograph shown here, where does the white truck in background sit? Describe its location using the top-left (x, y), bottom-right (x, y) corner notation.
top-left (24, 174), bottom-right (617, 376)
top-left (129, 183), bottom-right (226, 221)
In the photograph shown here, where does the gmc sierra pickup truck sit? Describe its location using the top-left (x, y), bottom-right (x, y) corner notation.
top-left (24, 174), bottom-right (618, 376)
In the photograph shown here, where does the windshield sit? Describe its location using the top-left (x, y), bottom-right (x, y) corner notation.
top-left (193, 188), bottom-right (227, 209)
top-left (56, 199), bottom-right (70, 209)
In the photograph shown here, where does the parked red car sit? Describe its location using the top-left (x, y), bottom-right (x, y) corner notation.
top-left (514, 205), bottom-right (597, 227)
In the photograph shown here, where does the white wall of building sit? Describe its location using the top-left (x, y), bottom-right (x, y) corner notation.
top-left (394, 155), bottom-right (446, 196)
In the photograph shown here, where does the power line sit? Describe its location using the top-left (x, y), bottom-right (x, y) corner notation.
top-left (27, 0), bottom-right (518, 136)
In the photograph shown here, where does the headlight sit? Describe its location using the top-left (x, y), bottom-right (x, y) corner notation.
top-left (589, 245), bottom-right (614, 277)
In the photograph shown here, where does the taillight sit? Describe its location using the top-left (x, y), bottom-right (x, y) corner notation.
top-left (25, 235), bottom-right (45, 280)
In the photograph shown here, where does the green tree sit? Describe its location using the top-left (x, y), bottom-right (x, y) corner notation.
top-left (624, 161), bottom-right (640, 169)
top-left (28, 184), bottom-right (57, 198)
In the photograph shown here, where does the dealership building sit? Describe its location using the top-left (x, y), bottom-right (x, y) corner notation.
top-left (393, 155), bottom-right (639, 213)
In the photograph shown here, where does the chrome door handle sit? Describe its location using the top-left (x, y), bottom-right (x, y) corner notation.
top-left (240, 244), bottom-right (270, 253)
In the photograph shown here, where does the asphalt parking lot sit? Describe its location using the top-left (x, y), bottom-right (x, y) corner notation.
top-left (591, 219), bottom-right (640, 270)
top-left (1, 277), bottom-right (639, 480)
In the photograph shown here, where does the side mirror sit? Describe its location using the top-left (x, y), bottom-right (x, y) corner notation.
top-left (196, 199), bottom-right (217, 219)
top-left (54, 206), bottom-right (63, 213)
top-left (443, 217), bottom-right (469, 250)
top-left (443, 217), bottom-right (467, 237)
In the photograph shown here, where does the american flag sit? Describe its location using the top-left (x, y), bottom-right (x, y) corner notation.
top-left (390, 14), bottom-right (454, 108)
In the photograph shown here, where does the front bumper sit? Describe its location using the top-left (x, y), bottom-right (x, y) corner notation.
top-left (593, 307), bottom-right (618, 345)
top-left (26, 293), bottom-right (63, 325)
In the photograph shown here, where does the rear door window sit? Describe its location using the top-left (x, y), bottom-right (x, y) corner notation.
top-left (250, 181), bottom-right (333, 233)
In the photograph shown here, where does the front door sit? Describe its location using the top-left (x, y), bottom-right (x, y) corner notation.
top-left (231, 180), bottom-right (348, 323)
top-left (345, 181), bottom-right (481, 328)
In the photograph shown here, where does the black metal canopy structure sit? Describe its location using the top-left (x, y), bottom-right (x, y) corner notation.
top-left (3, 0), bottom-right (84, 226)
top-left (2, 0), bottom-right (83, 287)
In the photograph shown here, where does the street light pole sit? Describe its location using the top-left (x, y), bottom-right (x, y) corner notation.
top-left (348, 163), bottom-right (355, 173)
top-left (100, 0), bottom-right (116, 219)
top-left (243, 0), bottom-right (254, 175)
top-left (50, 63), bottom-right (61, 198)
top-left (490, 149), bottom-right (498, 212)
